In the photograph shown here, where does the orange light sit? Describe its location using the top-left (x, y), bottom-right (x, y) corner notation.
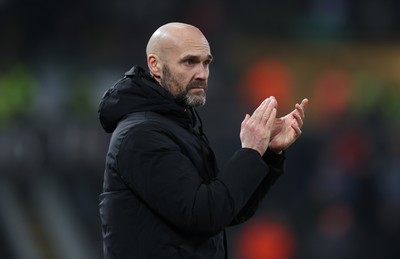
top-left (236, 218), bottom-right (296, 259)
top-left (239, 59), bottom-right (293, 114)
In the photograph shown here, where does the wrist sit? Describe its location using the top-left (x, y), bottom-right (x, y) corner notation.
top-left (263, 148), bottom-right (286, 168)
top-left (268, 147), bottom-right (283, 155)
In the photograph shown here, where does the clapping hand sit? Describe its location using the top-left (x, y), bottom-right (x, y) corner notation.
top-left (268, 98), bottom-right (309, 154)
top-left (240, 97), bottom-right (277, 156)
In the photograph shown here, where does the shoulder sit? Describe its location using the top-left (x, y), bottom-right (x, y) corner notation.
top-left (120, 114), bottom-right (180, 151)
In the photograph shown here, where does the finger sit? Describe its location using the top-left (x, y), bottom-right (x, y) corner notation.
top-left (300, 98), bottom-right (309, 111)
top-left (252, 97), bottom-right (271, 123)
top-left (292, 111), bottom-right (303, 128)
top-left (294, 103), bottom-right (305, 120)
top-left (291, 123), bottom-right (302, 137)
top-left (241, 114), bottom-right (250, 129)
top-left (260, 97), bottom-right (277, 125)
top-left (266, 108), bottom-right (277, 130)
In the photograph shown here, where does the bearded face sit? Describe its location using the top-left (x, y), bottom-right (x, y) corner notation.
top-left (160, 64), bottom-right (207, 107)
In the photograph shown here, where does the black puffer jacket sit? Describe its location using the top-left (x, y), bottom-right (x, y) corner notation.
top-left (98, 66), bottom-right (285, 259)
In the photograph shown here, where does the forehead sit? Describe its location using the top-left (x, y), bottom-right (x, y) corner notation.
top-left (171, 33), bottom-right (211, 58)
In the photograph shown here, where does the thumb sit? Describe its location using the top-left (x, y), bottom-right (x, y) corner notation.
top-left (241, 114), bottom-right (250, 129)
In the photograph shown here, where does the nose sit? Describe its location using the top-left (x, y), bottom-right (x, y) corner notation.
top-left (195, 64), bottom-right (209, 81)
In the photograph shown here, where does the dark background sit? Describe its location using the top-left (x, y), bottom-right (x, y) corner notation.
top-left (1, 0), bottom-right (400, 258)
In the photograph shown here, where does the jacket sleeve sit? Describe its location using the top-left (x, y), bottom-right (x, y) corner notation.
top-left (117, 123), bottom-right (270, 236)
top-left (229, 148), bottom-right (285, 226)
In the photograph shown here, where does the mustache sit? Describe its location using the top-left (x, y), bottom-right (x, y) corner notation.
top-left (187, 80), bottom-right (207, 90)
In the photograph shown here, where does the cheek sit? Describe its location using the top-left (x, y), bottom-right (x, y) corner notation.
top-left (166, 72), bottom-right (188, 95)
top-left (166, 65), bottom-right (194, 91)
top-left (174, 71), bottom-right (191, 86)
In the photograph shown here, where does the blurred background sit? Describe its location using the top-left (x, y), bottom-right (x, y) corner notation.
top-left (1, 0), bottom-right (400, 258)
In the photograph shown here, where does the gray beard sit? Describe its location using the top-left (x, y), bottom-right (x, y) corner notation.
top-left (160, 65), bottom-right (207, 107)
top-left (175, 91), bottom-right (206, 107)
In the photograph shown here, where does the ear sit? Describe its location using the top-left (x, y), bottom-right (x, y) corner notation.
top-left (147, 54), bottom-right (162, 79)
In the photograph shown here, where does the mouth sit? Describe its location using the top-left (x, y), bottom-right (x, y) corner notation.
top-left (188, 87), bottom-right (205, 95)
top-left (189, 86), bottom-right (205, 90)
top-left (188, 83), bottom-right (206, 91)
top-left (187, 81), bottom-right (207, 95)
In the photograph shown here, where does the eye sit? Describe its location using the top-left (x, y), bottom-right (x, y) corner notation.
top-left (204, 59), bottom-right (211, 66)
top-left (185, 58), bottom-right (196, 65)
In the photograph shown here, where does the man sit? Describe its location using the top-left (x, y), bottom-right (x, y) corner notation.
top-left (98, 22), bottom-right (308, 259)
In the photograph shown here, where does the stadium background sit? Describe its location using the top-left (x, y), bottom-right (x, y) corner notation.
top-left (1, 0), bottom-right (400, 258)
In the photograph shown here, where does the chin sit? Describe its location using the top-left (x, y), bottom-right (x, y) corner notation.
top-left (187, 95), bottom-right (206, 107)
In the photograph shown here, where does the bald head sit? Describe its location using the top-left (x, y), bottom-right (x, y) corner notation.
top-left (146, 22), bottom-right (209, 62)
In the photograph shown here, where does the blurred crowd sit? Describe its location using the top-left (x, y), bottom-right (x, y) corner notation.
top-left (1, 0), bottom-right (399, 258)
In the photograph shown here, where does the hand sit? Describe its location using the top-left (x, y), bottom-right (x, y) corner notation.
top-left (268, 98), bottom-right (309, 153)
top-left (240, 97), bottom-right (277, 156)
